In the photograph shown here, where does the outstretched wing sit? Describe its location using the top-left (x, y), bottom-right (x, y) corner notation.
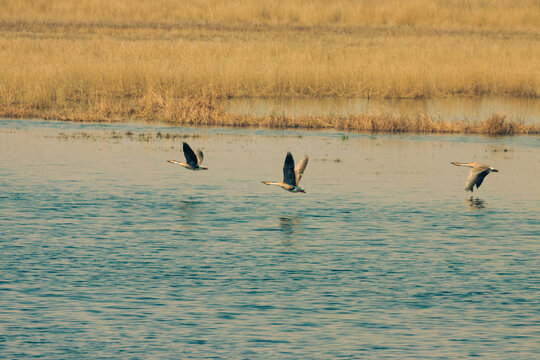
top-left (464, 166), bottom-right (490, 191)
top-left (282, 152), bottom-right (296, 186)
top-left (294, 155), bottom-right (309, 186)
top-left (195, 149), bottom-right (204, 165)
top-left (183, 142), bottom-right (198, 167)
top-left (474, 171), bottom-right (490, 189)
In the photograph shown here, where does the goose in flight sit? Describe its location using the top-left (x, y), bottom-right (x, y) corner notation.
top-left (168, 142), bottom-right (208, 170)
top-left (451, 162), bottom-right (498, 192)
top-left (262, 152), bottom-right (309, 193)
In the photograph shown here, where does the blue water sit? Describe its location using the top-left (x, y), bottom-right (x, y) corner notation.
top-left (1, 120), bottom-right (539, 359)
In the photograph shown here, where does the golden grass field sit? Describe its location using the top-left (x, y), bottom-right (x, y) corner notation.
top-left (0, 0), bottom-right (539, 134)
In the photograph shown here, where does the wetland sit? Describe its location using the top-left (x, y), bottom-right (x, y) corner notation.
top-left (1, 1), bottom-right (539, 358)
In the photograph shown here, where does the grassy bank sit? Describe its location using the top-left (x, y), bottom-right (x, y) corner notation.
top-left (0, 1), bottom-right (539, 132)
top-left (2, 94), bottom-right (537, 135)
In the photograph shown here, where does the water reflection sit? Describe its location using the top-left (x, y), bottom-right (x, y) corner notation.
top-left (177, 199), bottom-right (202, 221)
top-left (278, 215), bottom-right (302, 243)
top-left (466, 197), bottom-right (486, 210)
top-left (221, 96), bottom-right (540, 124)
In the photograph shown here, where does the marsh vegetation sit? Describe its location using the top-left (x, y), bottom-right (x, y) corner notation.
top-left (0, 0), bottom-right (538, 133)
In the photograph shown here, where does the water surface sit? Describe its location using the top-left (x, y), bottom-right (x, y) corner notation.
top-left (1, 120), bottom-right (539, 359)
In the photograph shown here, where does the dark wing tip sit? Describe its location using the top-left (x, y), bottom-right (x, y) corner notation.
top-left (285, 152), bottom-right (294, 164)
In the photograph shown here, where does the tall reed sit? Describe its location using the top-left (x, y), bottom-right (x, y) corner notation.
top-left (2, 94), bottom-right (537, 135)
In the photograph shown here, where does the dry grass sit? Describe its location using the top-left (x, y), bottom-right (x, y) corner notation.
top-left (2, 94), bottom-right (537, 135)
top-left (1, 20), bottom-right (538, 101)
top-left (0, 1), bottom-right (539, 131)
top-left (2, 0), bottom-right (539, 30)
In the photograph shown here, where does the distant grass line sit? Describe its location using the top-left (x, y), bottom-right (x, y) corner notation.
top-left (1, 95), bottom-right (537, 136)
top-left (1, 19), bottom-right (538, 39)
top-left (2, 0), bottom-right (539, 31)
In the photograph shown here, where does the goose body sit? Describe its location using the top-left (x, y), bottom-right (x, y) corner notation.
top-left (262, 152), bottom-right (309, 193)
top-left (451, 162), bottom-right (498, 192)
top-left (168, 142), bottom-right (208, 170)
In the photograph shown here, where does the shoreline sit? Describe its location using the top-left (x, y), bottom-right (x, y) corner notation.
top-left (1, 95), bottom-right (538, 136)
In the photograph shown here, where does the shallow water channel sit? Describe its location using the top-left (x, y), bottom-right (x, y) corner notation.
top-left (221, 96), bottom-right (540, 124)
top-left (1, 119), bottom-right (539, 358)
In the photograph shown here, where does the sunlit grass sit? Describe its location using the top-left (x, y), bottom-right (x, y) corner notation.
top-left (2, 0), bottom-right (539, 30)
top-left (1, 26), bottom-right (538, 101)
top-left (0, 0), bottom-right (538, 129)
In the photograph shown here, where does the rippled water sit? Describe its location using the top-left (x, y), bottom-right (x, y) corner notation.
top-left (1, 119), bottom-right (539, 359)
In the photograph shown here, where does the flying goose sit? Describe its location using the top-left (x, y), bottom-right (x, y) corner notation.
top-left (168, 142), bottom-right (208, 170)
top-left (262, 152), bottom-right (308, 193)
top-left (451, 162), bottom-right (498, 192)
